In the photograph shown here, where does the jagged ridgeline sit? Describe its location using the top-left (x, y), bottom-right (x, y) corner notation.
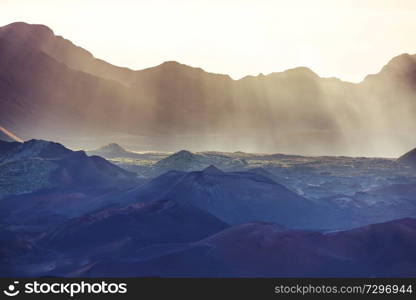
top-left (1, 22), bottom-right (416, 156)
top-left (0, 139), bottom-right (139, 198)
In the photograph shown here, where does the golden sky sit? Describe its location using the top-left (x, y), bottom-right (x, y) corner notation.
top-left (1, 0), bottom-right (416, 82)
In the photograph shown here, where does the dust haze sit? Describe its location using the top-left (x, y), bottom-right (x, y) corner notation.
top-left (1, 22), bottom-right (416, 157)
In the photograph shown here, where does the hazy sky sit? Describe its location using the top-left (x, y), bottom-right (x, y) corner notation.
top-left (1, 0), bottom-right (416, 82)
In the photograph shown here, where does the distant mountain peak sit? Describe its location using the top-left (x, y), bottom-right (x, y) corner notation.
top-left (283, 66), bottom-right (318, 77)
top-left (142, 60), bottom-right (233, 80)
top-left (387, 53), bottom-right (414, 64)
top-left (397, 147), bottom-right (416, 166)
top-left (156, 61), bottom-right (201, 72)
top-left (1, 21), bottom-right (54, 34)
top-left (2, 139), bottom-right (72, 162)
top-left (174, 149), bottom-right (194, 157)
top-left (155, 149), bottom-right (197, 163)
top-left (99, 143), bottom-right (126, 153)
top-left (159, 150), bottom-right (198, 161)
top-left (87, 143), bottom-right (147, 160)
top-left (153, 150), bottom-right (206, 172)
top-left (160, 60), bottom-right (183, 67)
top-left (202, 165), bottom-right (223, 175)
top-left (363, 52), bottom-right (416, 83)
top-left (0, 22), bottom-right (54, 42)
top-left (22, 139), bottom-right (64, 151)
top-left (24, 139), bottom-right (61, 147)
top-left (381, 53), bottom-right (416, 73)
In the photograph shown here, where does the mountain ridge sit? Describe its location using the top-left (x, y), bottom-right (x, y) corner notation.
top-left (3, 22), bottom-right (406, 84)
top-left (2, 22), bottom-right (416, 156)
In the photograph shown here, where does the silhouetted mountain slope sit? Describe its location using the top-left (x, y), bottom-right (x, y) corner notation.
top-left (124, 166), bottom-right (332, 228)
top-left (359, 54), bottom-right (416, 153)
top-left (153, 150), bottom-right (247, 172)
top-left (1, 139), bottom-right (72, 162)
top-left (200, 218), bottom-right (416, 277)
top-left (1, 199), bottom-right (229, 276)
top-left (0, 22), bottom-right (135, 84)
top-left (2, 22), bottom-right (416, 155)
top-left (44, 199), bottom-right (228, 254)
top-left (154, 150), bottom-right (205, 171)
top-left (52, 151), bottom-right (138, 186)
top-left (0, 140), bottom-right (21, 157)
top-left (397, 147), bottom-right (416, 166)
top-left (363, 53), bottom-right (416, 89)
top-left (87, 143), bottom-right (139, 159)
top-left (78, 218), bottom-right (416, 277)
top-left (0, 140), bottom-right (138, 199)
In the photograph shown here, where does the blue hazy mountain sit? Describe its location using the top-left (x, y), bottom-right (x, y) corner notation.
top-left (87, 143), bottom-right (143, 159)
top-left (153, 150), bottom-right (248, 173)
top-left (0, 139), bottom-right (139, 198)
top-left (0, 139), bottom-right (142, 232)
top-left (118, 166), bottom-right (341, 228)
top-left (1, 139), bottom-right (416, 277)
top-left (44, 199), bottom-right (228, 255)
top-left (398, 147), bottom-right (416, 167)
top-left (0, 140), bottom-right (21, 157)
